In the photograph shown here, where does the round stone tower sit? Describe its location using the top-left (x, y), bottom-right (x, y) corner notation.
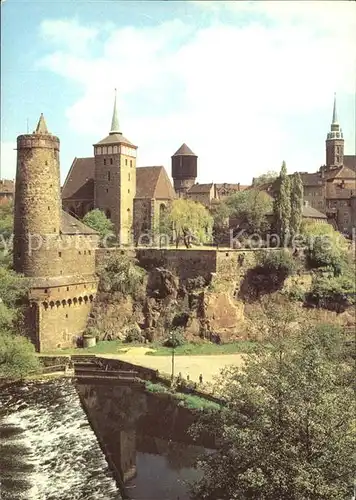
top-left (171, 143), bottom-right (197, 197)
top-left (13, 114), bottom-right (61, 276)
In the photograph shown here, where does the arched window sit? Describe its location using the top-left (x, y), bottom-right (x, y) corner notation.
top-left (108, 146), bottom-right (112, 154)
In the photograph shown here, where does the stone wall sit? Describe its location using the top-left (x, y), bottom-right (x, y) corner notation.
top-left (136, 248), bottom-right (217, 283)
top-left (16, 234), bottom-right (97, 279)
top-left (37, 288), bottom-right (96, 351)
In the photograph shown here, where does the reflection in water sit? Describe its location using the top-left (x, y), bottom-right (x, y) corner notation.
top-left (0, 379), bottom-right (209, 500)
top-left (0, 379), bottom-right (121, 500)
top-left (77, 382), bottom-right (210, 500)
top-left (128, 435), bottom-right (205, 500)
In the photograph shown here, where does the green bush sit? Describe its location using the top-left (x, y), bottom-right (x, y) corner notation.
top-left (163, 327), bottom-right (185, 348)
top-left (82, 209), bottom-right (114, 243)
top-left (145, 381), bottom-right (168, 393)
top-left (257, 249), bottom-right (297, 276)
top-left (0, 332), bottom-right (40, 380)
top-left (307, 273), bottom-right (355, 311)
top-left (240, 250), bottom-right (297, 300)
top-left (124, 325), bottom-right (144, 343)
top-left (306, 235), bottom-right (344, 275)
top-left (98, 254), bottom-right (146, 297)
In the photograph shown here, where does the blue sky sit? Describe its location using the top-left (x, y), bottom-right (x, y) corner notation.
top-left (1, 0), bottom-right (355, 185)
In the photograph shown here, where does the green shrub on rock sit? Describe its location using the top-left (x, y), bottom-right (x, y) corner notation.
top-left (98, 254), bottom-right (146, 297)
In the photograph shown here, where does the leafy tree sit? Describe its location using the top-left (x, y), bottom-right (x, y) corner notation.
top-left (0, 200), bottom-right (14, 241)
top-left (98, 253), bottom-right (146, 297)
top-left (0, 266), bottom-right (29, 308)
top-left (82, 209), bottom-right (114, 243)
top-left (166, 199), bottom-right (213, 247)
top-left (210, 202), bottom-right (231, 247)
top-left (0, 331), bottom-right (40, 379)
top-left (290, 172), bottom-right (303, 238)
top-left (252, 171), bottom-right (279, 186)
top-left (190, 301), bottom-right (355, 500)
top-left (226, 189), bottom-right (272, 235)
top-left (0, 201), bottom-right (14, 266)
top-left (273, 161), bottom-right (291, 244)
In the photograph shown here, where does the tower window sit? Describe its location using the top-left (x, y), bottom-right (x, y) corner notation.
top-left (130, 160), bottom-right (132, 167)
top-left (106, 188), bottom-right (108, 193)
top-left (125, 159), bottom-right (128, 166)
top-left (58, 252), bottom-right (62, 257)
top-left (110, 158), bottom-right (113, 165)
top-left (128, 173), bottom-right (130, 181)
top-left (128, 189), bottom-right (130, 194)
top-left (108, 171), bottom-right (111, 181)
top-left (104, 159), bottom-right (106, 165)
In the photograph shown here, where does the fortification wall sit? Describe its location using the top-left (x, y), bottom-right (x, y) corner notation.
top-left (36, 285), bottom-right (96, 351)
top-left (19, 234), bottom-right (97, 278)
top-left (136, 248), bottom-right (217, 283)
top-left (95, 247), bottom-right (136, 270)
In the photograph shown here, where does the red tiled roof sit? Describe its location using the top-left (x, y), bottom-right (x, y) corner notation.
top-left (136, 166), bottom-right (176, 199)
top-left (0, 179), bottom-right (14, 194)
top-left (344, 155), bottom-right (356, 172)
top-left (187, 183), bottom-right (213, 194)
top-left (61, 158), bottom-right (95, 201)
top-left (61, 210), bottom-right (98, 234)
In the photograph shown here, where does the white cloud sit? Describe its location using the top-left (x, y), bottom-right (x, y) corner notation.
top-left (40, 19), bottom-right (98, 54)
top-left (0, 142), bottom-right (17, 180)
top-left (37, 4), bottom-right (356, 184)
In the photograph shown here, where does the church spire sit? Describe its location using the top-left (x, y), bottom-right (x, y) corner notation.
top-left (332, 92), bottom-right (338, 124)
top-left (109, 88), bottom-right (120, 135)
top-left (34, 113), bottom-right (49, 134)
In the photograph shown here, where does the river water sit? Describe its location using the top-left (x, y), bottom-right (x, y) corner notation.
top-left (0, 379), bottom-right (206, 500)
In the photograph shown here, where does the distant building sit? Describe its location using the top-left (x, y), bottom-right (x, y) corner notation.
top-left (0, 179), bottom-right (14, 205)
top-left (62, 93), bottom-right (175, 244)
top-left (248, 95), bottom-right (355, 235)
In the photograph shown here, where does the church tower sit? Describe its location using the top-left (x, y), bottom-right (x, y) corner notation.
top-left (13, 114), bottom-right (61, 275)
top-left (93, 90), bottom-right (137, 245)
top-left (326, 93), bottom-right (344, 169)
top-left (171, 143), bottom-right (197, 197)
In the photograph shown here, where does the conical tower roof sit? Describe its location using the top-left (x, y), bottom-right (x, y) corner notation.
top-left (332, 92), bottom-right (338, 124)
top-left (34, 113), bottom-right (49, 134)
top-left (172, 143), bottom-right (196, 156)
top-left (109, 88), bottom-right (120, 135)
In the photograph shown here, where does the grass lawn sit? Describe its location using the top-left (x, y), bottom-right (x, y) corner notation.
top-left (145, 341), bottom-right (256, 356)
top-left (39, 340), bottom-right (256, 357)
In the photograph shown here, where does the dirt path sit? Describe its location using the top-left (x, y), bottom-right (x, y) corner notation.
top-left (101, 348), bottom-right (246, 383)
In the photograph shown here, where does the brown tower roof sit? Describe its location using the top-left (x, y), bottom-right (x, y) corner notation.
top-left (34, 113), bottom-right (49, 134)
top-left (61, 157), bottom-right (95, 201)
top-left (93, 133), bottom-right (136, 147)
top-left (172, 143), bottom-right (196, 157)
